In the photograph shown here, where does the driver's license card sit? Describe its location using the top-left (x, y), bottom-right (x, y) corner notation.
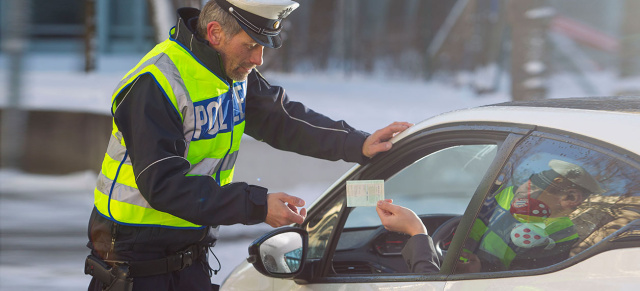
top-left (346, 180), bottom-right (384, 207)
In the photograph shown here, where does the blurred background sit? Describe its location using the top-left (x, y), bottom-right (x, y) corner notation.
top-left (1, 0), bottom-right (639, 289)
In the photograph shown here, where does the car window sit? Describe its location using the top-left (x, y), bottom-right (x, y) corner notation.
top-left (331, 143), bottom-right (498, 275)
top-left (305, 196), bottom-right (345, 260)
top-left (345, 144), bottom-right (498, 228)
top-left (456, 135), bottom-right (640, 274)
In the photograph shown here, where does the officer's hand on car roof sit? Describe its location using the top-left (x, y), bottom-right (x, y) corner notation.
top-left (363, 122), bottom-right (413, 158)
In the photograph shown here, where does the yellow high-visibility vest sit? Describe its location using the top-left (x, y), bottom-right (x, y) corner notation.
top-left (94, 36), bottom-right (245, 229)
top-left (466, 186), bottom-right (577, 269)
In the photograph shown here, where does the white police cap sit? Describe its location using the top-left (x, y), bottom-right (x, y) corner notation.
top-left (215, 0), bottom-right (299, 49)
top-left (548, 159), bottom-right (605, 194)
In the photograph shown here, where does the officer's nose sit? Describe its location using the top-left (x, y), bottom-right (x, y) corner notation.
top-left (250, 46), bottom-right (264, 67)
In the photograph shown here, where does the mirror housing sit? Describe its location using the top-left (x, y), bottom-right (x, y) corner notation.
top-left (247, 227), bottom-right (308, 278)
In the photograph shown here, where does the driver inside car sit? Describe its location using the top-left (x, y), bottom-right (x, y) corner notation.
top-left (376, 159), bottom-right (604, 274)
top-left (376, 199), bottom-right (441, 273)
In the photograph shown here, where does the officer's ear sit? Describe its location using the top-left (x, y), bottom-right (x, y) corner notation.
top-left (206, 21), bottom-right (224, 46)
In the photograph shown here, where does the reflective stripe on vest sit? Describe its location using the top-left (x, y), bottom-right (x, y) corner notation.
top-left (94, 37), bottom-right (246, 228)
top-left (469, 186), bottom-right (578, 269)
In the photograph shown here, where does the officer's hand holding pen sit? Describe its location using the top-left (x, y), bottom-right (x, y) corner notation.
top-left (265, 192), bottom-right (307, 227)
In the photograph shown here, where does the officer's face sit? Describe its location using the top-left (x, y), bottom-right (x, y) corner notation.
top-left (514, 180), bottom-right (545, 200)
top-left (217, 30), bottom-right (264, 81)
top-left (514, 180), bottom-right (582, 217)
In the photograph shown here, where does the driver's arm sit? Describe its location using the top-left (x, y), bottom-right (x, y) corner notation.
top-left (376, 200), bottom-right (441, 273)
top-left (402, 234), bottom-right (441, 273)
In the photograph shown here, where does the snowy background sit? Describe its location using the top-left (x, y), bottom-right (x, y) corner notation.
top-left (0, 51), bottom-right (623, 290)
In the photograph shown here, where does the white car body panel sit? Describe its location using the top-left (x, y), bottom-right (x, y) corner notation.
top-left (273, 279), bottom-right (445, 291)
top-left (221, 261), bottom-right (272, 291)
top-left (444, 248), bottom-right (640, 290)
top-left (221, 259), bottom-right (447, 291)
top-left (222, 248), bottom-right (640, 291)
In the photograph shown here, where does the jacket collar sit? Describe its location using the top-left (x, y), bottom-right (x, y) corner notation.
top-left (171, 7), bottom-right (230, 82)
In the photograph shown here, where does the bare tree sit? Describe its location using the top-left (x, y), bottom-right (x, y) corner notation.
top-left (308, 0), bottom-right (338, 71)
top-left (84, 0), bottom-right (97, 72)
top-left (147, 0), bottom-right (202, 44)
top-left (0, 0), bottom-right (31, 169)
top-left (173, 0), bottom-right (202, 9)
top-left (147, 0), bottom-right (175, 44)
top-left (619, 0), bottom-right (640, 79)
top-left (507, 0), bottom-right (553, 101)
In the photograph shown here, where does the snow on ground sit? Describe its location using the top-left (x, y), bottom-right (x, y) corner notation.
top-left (0, 52), bottom-right (622, 289)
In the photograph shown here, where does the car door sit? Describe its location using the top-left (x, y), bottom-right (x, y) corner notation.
top-left (444, 129), bottom-right (640, 290)
top-left (278, 124), bottom-right (528, 290)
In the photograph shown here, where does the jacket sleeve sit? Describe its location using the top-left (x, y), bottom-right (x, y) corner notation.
top-left (401, 234), bottom-right (441, 273)
top-left (112, 73), bottom-right (268, 226)
top-left (244, 70), bottom-right (371, 164)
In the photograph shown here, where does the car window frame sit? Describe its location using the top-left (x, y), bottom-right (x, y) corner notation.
top-left (300, 123), bottom-right (532, 284)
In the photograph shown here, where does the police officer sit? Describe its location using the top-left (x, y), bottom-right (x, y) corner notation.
top-left (85, 0), bottom-right (412, 290)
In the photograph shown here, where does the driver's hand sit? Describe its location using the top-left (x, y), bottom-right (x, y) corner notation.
top-left (376, 199), bottom-right (428, 236)
top-left (456, 251), bottom-right (481, 274)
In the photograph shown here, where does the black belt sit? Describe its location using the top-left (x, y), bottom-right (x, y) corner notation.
top-left (106, 244), bottom-right (206, 278)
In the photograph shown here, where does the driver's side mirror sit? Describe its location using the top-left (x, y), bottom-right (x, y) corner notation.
top-left (247, 227), bottom-right (308, 278)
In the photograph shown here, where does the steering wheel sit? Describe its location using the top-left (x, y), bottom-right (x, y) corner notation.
top-left (430, 215), bottom-right (463, 261)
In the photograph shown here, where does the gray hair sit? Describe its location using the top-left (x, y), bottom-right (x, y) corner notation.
top-left (197, 0), bottom-right (242, 40)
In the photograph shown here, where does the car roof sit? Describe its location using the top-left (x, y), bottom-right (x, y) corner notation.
top-left (394, 97), bottom-right (640, 156)
top-left (490, 96), bottom-right (640, 112)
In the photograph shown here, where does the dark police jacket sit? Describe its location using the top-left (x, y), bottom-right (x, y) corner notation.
top-left (87, 8), bottom-right (370, 258)
top-left (401, 234), bottom-right (441, 273)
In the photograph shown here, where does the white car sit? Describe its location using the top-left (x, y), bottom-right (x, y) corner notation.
top-left (221, 97), bottom-right (640, 291)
